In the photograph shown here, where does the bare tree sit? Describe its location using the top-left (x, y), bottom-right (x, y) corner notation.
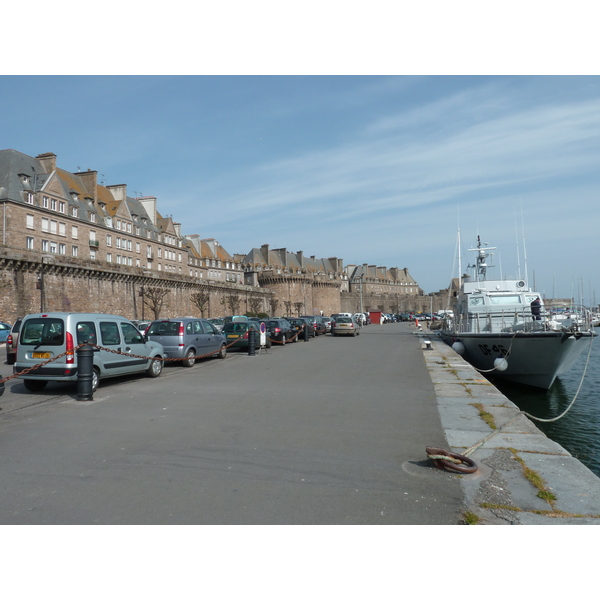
top-left (191, 291), bottom-right (210, 318)
top-left (294, 301), bottom-right (304, 316)
top-left (221, 293), bottom-right (241, 315)
top-left (283, 300), bottom-right (293, 316)
top-left (269, 297), bottom-right (279, 316)
top-left (248, 295), bottom-right (262, 315)
top-left (144, 287), bottom-right (171, 320)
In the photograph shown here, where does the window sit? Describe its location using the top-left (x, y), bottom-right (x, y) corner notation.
top-left (90, 230), bottom-right (96, 241)
top-left (59, 222), bottom-right (66, 236)
top-left (26, 193), bottom-right (34, 205)
top-left (58, 244), bottom-right (66, 255)
top-left (41, 218), bottom-right (49, 232)
top-left (136, 242), bottom-right (140, 253)
top-left (59, 201), bottom-right (65, 213)
top-left (71, 206), bottom-right (78, 218)
top-left (90, 249), bottom-right (96, 260)
top-left (50, 220), bottom-right (57, 234)
top-left (50, 241), bottom-right (57, 254)
top-left (42, 196), bottom-right (49, 208)
top-left (26, 237), bottom-right (34, 250)
top-left (51, 198), bottom-right (57, 211)
top-left (106, 253), bottom-right (112, 262)
top-left (72, 225), bottom-right (78, 239)
top-left (42, 240), bottom-right (48, 252)
top-left (26, 214), bottom-right (34, 229)
top-left (106, 234), bottom-right (112, 247)
top-left (127, 223), bottom-right (132, 233)
top-left (72, 246), bottom-right (78, 257)
top-left (89, 212), bottom-right (96, 223)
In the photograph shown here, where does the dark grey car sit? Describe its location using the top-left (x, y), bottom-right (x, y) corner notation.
top-left (145, 317), bottom-right (227, 366)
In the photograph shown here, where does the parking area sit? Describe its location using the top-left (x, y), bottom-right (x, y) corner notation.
top-left (0, 323), bottom-right (463, 524)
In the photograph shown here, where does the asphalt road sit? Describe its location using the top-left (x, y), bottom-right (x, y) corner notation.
top-left (0, 323), bottom-right (464, 524)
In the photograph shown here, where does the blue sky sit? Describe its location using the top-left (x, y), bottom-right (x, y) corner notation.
top-left (2, 7), bottom-right (600, 304)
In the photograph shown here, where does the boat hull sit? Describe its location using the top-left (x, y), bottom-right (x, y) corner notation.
top-left (439, 330), bottom-right (597, 390)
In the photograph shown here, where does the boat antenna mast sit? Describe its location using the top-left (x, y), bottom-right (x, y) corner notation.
top-left (467, 235), bottom-right (496, 282)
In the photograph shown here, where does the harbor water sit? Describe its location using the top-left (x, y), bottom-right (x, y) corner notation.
top-left (489, 333), bottom-right (600, 477)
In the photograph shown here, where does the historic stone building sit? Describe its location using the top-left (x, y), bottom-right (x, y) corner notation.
top-left (0, 148), bottom-right (425, 323)
top-left (0, 149), bottom-right (268, 322)
top-left (341, 263), bottom-right (423, 314)
top-left (239, 245), bottom-right (346, 316)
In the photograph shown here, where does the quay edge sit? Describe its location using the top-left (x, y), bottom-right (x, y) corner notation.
top-left (418, 333), bottom-right (600, 525)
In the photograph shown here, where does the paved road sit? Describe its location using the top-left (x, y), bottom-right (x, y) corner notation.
top-left (0, 323), bottom-right (464, 524)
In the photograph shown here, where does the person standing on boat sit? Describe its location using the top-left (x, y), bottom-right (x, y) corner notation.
top-left (531, 296), bottom-right (542, 320)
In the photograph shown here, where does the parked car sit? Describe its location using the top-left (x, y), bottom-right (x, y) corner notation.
top-left (145, 317), bottom-right (227, 366)
top-left (222, 321), bottom-right (271, 350)
top-left (321, 316), bottom-right (333, 333)
top-left (14, 312), bottom-right (165, 393)
top-left (0, 321), bottom-right (11, 343)
top-left (5, 318), bottom-right (22, 365)
top-left (207, 318), bottom-right (225, 332)
top-left (223, 315), bottom-right (249, 324)
top-left (301, 315), bottom-right (326, 336)
top-left (132, 319), bottom-right (152, 332)
top-left (287, 317), bottom-right (315, 338)
top-left (264, 319), bottom-right (296, 345)
top-left (332, 315), bottom-right (361, 336)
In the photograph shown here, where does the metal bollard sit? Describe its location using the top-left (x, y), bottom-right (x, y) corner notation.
top-left (77, 343), bottom-right (95, 401)
top-left (303, 324), bottom-right (309, 342)
top-left (247, 327), bottom-right (256, 356)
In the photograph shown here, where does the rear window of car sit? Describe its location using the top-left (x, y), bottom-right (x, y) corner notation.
top-left (20, 318), bottom-right (65, 346)
top-left (336, 317), bottom-right (352, 323)
top-left (223, 323), bottom-right (249, 332)
top-left (147, 321), bottom-right (181, 336)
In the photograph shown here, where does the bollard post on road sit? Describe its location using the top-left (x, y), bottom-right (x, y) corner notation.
top-left (303, 324), bottom-right (309, 342)
top-left (247, 326), bottom-right (256, 356)
top-left (76, 343), bottom-right (94, 401)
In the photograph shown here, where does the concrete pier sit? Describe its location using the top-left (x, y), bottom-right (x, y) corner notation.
top-left (420, 333), bottom-right (600, 524)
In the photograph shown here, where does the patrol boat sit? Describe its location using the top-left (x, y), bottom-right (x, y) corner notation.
top-left (439, 236), bottom-right (597, 389)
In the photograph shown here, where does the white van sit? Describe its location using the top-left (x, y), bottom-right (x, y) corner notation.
top-left (14, 312), bottom-right (165, 393)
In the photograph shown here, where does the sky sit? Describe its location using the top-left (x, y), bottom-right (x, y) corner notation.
top-left (2, 5), bottom-right (600, 306)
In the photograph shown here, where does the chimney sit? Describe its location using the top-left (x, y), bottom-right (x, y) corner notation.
top-left (74, 170), bottom-right (98, 199)
top-left (36, 152), bottom-right (57, 173)
top-left (185, 234), bottom-right (201, 252)
top-left (173, 222), bottom-right (181, 237)
top-left (261, 244), bottom-right (270, 263)
top-left (139, 196), bottom-right (157, 224)
top-left (107, 184), bottom-right (127, 202)
top-left (297, 250), bottom-right (303, 267)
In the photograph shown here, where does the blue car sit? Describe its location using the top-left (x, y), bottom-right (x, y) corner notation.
top-left (0, 322), bottom-right (10, 343)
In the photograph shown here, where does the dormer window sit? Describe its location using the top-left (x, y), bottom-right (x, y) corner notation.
top-left (70, 192), bottom-right (79, 201)
top-left (19, 174), bottom-right (29, 184)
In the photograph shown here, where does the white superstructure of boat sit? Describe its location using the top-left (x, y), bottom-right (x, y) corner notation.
top-left (439, 236), bottom-right (597, 390)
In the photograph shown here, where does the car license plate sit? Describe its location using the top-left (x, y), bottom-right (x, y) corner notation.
top-left (227, 334), bottom-right (239, 339)
top-left (32, 352), bottom-right (51, 359)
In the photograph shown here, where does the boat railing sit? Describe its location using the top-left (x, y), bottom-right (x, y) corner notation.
top-left (443, 303), bottom-right (594, 334)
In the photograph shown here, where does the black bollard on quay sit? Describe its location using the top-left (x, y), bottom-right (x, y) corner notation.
top-left (77, 343), bottom-right (95, 401)
top-left (303, 324), bottom-right (309, 342)
top-left (247, 326), bottom-right (256, 356)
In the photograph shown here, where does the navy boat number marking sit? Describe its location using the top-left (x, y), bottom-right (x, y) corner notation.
top-left (478, 344), bottom-right (508, 357)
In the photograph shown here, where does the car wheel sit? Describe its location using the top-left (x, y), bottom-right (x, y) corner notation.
top-left (182, 348), bottom-right (196, 367)
top-left (217, 344), bottom-right (227, 359)
top-left (91, 368), bottom-right (100, 393)
top-left (24, 379), bottom-right (48, 392)
top-left (147, 356), bottom-right (163, 378)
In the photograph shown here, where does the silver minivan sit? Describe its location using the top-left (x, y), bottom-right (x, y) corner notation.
top-left (15, 312), bottom-right (165, 392)
top-left (145, 317), bottom-right (227, 366)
